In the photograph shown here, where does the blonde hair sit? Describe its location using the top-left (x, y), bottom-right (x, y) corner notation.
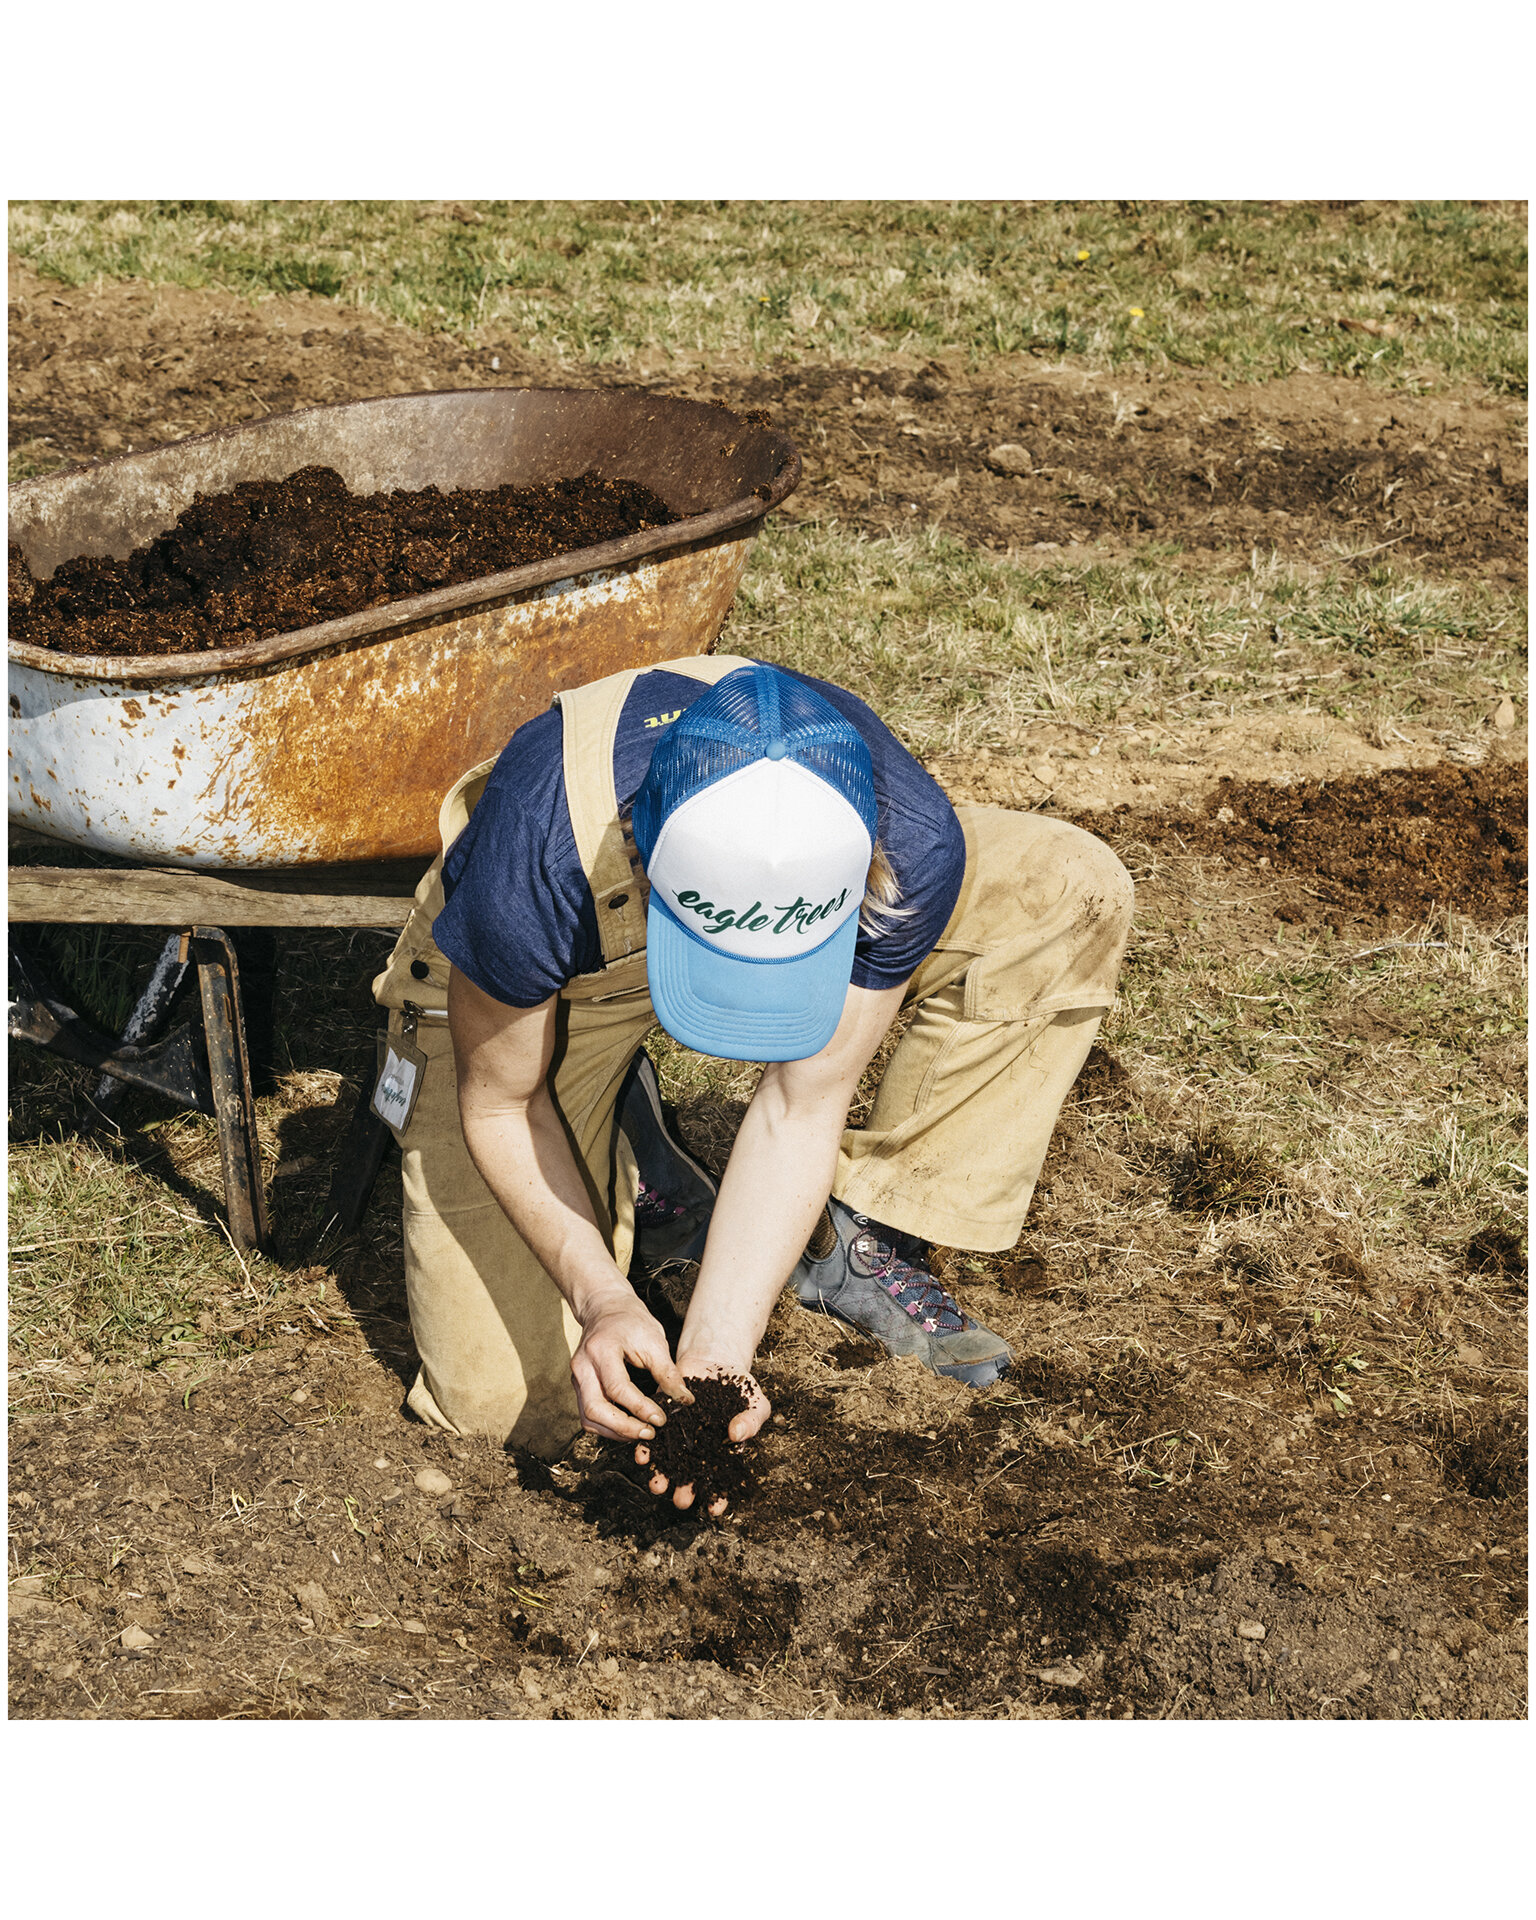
top-left (859, 840), bottom-right (911, 937)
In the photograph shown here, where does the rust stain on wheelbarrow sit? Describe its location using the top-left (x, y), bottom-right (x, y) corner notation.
top-left (195, 537), bottom-right (752, 865)
top-left (8, 389), bottom-right (800, 869)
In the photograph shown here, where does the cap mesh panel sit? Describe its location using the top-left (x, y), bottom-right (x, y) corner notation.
top-left (633, 665), bottom-right (878, 861)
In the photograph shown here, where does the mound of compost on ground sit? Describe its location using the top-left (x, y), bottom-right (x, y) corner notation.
top-left (9, 463), bottom-right (681, 657)
top-left (1079, 762), bottom-right (1527, 922)
top-left (646, 1374), bottom-right (755, 1509)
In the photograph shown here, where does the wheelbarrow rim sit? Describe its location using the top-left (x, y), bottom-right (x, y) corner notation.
top-left (8, 388), bottom-right (801, 686)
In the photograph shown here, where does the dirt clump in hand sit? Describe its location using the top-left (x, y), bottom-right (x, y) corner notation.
top-left (648, 1373), bottom-right (755, 1509)
top-left (11, 463), bottom-right (680, 659)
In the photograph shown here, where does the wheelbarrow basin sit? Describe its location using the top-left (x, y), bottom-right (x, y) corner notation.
top-left (8, 388), bottom-right (799, 869)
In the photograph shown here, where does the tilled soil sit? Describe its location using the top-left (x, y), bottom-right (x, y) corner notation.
top-left (11, 464), bottom-right (678, 656)
top-left (9, 779), bottom-right (1526, 1722)
top-left (1076, 762), bottom-right (1527, 925)
top-left (6, 1173), bottom-right (1526, 1722)
top-left (728, 361), bottom-right (1528, 580)
top-left (8, 264), bottom-right (1527, 582)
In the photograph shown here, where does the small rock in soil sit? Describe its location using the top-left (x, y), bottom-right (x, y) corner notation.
top-left (119, 1625), bottom-right (155, 1650)
top-left (294, 1580), bottom-right (331, 1624)
top-left (1236, 1620), bottom-right (1268, 1641)
top-left (414, 1466), bottom-right (453, 1496)
top-left (1032, 1664), bottom-right (1086, 1687)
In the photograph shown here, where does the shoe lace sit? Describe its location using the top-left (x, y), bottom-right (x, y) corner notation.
top-left (855, 1218), bottom-right (967, 1335)
top-left (634, 1178), bottom-right (692, 1229)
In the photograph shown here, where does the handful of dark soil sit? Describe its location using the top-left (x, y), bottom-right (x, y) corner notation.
top-left (646, 1373), bottom-right (755, 1510)
top-left (10, 462), bottom-right (680, 658)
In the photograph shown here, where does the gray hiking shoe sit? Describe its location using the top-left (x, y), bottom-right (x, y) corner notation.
top-left (790, 1196), bottom-right (1012, 1388)
top-left (617, 1049), bottom-right (717, 1273)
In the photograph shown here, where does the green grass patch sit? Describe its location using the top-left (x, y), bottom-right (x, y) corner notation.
top-left (9, 199), bottom-right (1527, 392)
top-left (732, 518), bottom-right (1526, 755)
top-left (1106, 909), bottom-right (1527, 1252)
top-left (8, 1139), bottom-right (255, 1380)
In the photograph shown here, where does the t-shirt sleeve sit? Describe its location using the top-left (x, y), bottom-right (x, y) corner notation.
top-left (431, 708), bottom-right (597, 1007)
top-left (849, 794), bottom-right (965, 990)
top-left (784, 671), bottom-right (966, 992)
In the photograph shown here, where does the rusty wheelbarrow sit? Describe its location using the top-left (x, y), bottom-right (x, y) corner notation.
top-left (8, 388), bottom-right (801, 868)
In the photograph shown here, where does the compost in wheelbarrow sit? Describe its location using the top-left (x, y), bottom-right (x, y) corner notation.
top-left (10, 464), bottom-right (683, 657)
top-left (7, 388), bottom-right (801, 868)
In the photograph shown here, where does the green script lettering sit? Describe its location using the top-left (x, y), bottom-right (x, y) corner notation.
top-left (674, 887), bottom-right (848, 938)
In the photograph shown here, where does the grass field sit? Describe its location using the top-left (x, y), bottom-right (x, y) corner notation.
top-left (10, 198), bottom-right (1528, 392)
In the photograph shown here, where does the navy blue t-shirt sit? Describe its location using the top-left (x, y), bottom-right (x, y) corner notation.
top-left (433, 663), bottom-right (966, 1009)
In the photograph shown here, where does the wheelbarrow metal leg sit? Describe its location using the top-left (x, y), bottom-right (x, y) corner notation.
top-left (191, 927), bottom-right (271, 1257)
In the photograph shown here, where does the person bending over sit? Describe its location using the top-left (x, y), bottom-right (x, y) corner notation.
top-left (373, 657), bottom-right (1133, 1511)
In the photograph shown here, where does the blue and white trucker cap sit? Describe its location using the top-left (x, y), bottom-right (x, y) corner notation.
top-left (632, 664), bottom-right (878, 1062)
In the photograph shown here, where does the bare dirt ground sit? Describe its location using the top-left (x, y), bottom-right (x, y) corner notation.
top-left (9, 263), bottom-right (1526, 585)
top-left (8, 264), bottom-right (1527, 1720)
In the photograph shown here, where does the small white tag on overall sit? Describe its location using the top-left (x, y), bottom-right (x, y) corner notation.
top-left (371, 1010), bottom-right (427, 1131)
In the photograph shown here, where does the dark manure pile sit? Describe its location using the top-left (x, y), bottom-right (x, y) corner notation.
top-left (1081, 762), bottom-right (1527, 922)
top-left (648, 1374), bottom-right (755, 1509)
top-left (9, 463), bottom-right (680, 658)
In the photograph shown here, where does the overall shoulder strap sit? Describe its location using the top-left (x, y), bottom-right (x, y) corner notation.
top-left (556, 667), bottom-right (644, 965)
top-left (555, 655), bottom-right (752, 966)
top-left (436, 755), bottom-right (500, 857)
top-left (658, 653), bottom-right (752, 686)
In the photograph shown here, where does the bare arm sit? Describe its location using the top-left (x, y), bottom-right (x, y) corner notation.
top-left (632, 979), bottom-right (907, 1512)
top-left (681, 980), bottom-right (908, 1379)
top-left (447, 966), bottom-right (690, 1442)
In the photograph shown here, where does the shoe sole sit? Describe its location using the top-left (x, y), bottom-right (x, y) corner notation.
top-left (619, 1051), bottom-right (718, 1200)
top-left (795, 1292), bottom-right (1011, 1390)
top-left (933, 1353), bottom-right (1012, 1390)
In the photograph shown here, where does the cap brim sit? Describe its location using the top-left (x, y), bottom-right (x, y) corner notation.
top-left (645, 894), bottom-right (857, 1062)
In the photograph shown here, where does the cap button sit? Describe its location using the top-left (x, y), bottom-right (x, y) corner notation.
top-left (765, 737), bottom-right (788, 760)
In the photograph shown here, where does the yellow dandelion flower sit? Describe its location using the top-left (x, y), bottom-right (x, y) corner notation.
top-left (1076, 248), bottom-right (1091, 261)
top-left (1129, 307), bottom-right (1145, 317)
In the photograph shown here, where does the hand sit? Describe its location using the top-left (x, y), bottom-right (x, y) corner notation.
top-left (571, 1290), bottom-right (691, 1444)
top-left (634, 1361), bottom-right (772, 1518)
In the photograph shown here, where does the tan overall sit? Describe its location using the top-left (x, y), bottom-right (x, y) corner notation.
top-left (374, 655), bottom-right (1134, 1458)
